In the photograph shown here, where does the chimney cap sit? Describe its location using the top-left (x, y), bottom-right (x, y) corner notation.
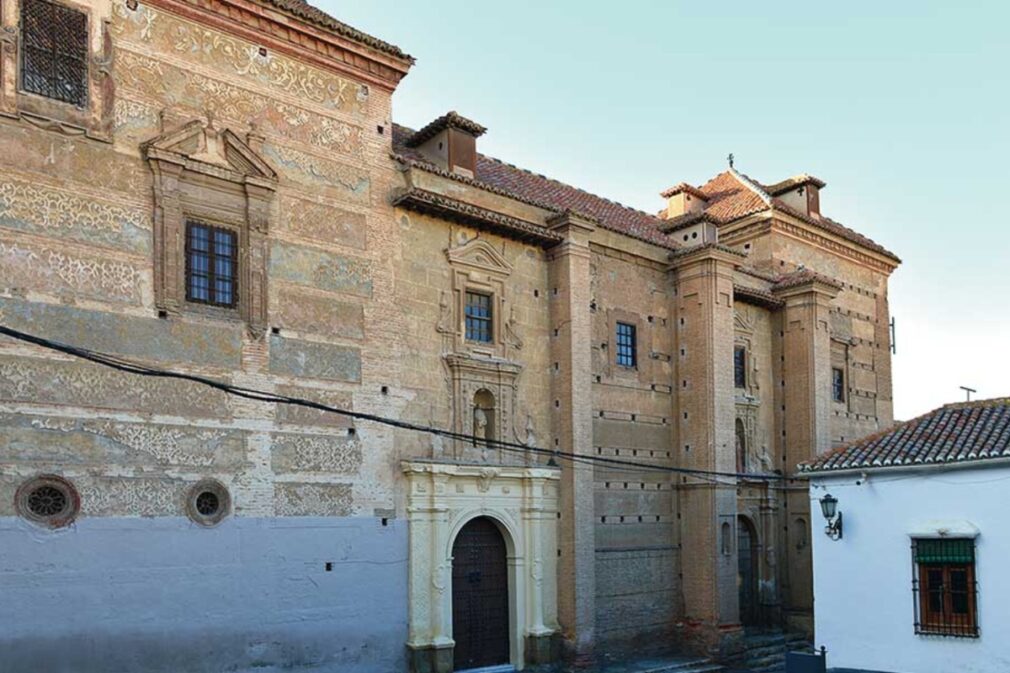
top-left (765, 173), bottom-right (826, 197)
top-left (405, 111), bottom-right (487, 147)
top-left (660, 182), bottom-right (709, 201)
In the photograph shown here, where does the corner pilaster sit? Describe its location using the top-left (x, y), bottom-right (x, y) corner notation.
top-left (775, 277), bottom-right (840, 631)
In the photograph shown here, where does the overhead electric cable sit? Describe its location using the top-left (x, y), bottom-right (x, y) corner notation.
top-left (0, 324), bottom-right (782, 482)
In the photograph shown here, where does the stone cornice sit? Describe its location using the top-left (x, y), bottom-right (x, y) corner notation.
top-left (391, 187), bottom-right (563, 246)
top-left (668, 242), bottom-right (746, 269)
top-left (147, 0), bottom-right (413, 92)
top-left (772, 213), bottom-right (899, 273)
top-left (734, 286), bottom-right (784, 310)
top-left (401, 460), bottom-right (560, 479)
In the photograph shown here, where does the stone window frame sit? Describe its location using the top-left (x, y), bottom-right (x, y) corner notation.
top-left (144, 119), bottom-right (277, 338)
top-left (0, 0), bottom-right (115, 139)
top-left (445, 237), bottom-right (514, 360)
top-left (185, 478), bottom-right (231, 527)
top-left (15, 474), bottom-right (81, 528)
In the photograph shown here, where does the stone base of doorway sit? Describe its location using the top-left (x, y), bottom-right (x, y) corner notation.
top-left (407, 641), bottom-right (454, 673)
top-left (526, 632), bottom-right (562, 667)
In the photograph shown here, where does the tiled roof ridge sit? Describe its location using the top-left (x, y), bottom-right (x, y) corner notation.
top-left (257, 0), bottom-right (413, 61)
top-left (392, 123), bottom-right (666, 226)
top-left (800, 397), bottom-right (1010, 473)
top-left (478, 154), bottom-right (666, 223)
top-left (404, 111), bottom-right (487, 147)
top-left (728, 168), bottom-right (773, 206)
top-left (391, 151), bottom-right (563, 214)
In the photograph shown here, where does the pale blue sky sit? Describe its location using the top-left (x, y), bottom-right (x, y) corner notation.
top-left (320, 1), bottom-right (1010, 420)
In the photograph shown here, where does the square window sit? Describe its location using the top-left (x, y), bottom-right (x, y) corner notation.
top-left (464, 291), bottom-right (493, 343)
top-left (186, 221), bottom-right (237, 308)
top-left (912, 538), bottom-right (978, 637)
top-left (21, 0), bottom-right (89, 107)
top-left (832, 367), bottom-right (845, 402)
top-left (615, 322), bottom-right (636, 368)
top-left (734, 346), bottom-right (747, 388)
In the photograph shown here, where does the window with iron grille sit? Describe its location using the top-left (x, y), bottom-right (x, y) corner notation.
top-left (465, 291), bottom-right (493, 343)
top-left (186, 221), bottom-right (238, 308)
top-left (832, 367), bottom-right (845, 402)
top-left (21, 0), bottom-right (89, 107)
top-left (911, 538), bottom-right (979, 638)
top-left (616, 322), bottom-right (636, 368)
top-left (734, 346), bottom-right (747, 388)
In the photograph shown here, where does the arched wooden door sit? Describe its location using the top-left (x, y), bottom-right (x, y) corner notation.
top-left (737, 516), bottom-right (759, 626)
top-left (452, 517), bottom-right (510, 670)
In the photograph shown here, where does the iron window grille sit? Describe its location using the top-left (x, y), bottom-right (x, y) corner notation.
top-left (20, 0), bottom-right (89, 107)
top-left (832, 367), bottom-right (845, 402)
top-left (616, 322), bottom-right (637, 368)
top-left (734, 346), bottom-right (747, 388)
top-left (185, 221), bottom-right (238, 308)
top-left (464, 291), bottom-right (493, 343)
top-left (911, 538), bottom-right (979, 638)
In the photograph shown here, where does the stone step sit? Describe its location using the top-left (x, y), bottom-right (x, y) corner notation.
top-left (599, 656), bottom-right (724, 673)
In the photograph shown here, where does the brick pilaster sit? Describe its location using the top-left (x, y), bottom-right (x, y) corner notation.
top-left (547, 211), bottom-right (597, 664)
top-left (670, 244), bottom-right (745, 653)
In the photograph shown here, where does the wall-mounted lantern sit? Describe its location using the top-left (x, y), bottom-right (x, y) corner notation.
top-left (819, 493), bottom-right (843, 540)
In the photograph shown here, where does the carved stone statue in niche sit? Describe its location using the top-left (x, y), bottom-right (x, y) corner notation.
top-left (472, 389), bottom-right (496, 462)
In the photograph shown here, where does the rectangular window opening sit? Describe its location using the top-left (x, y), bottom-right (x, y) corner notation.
top-left (615, 322), bottom-right (637, 368)
top-left (832, 367), bottom-right (846, 402)
top-left (464, 291), bottom-right (493, 343)
top-left (734, 346), bottom-right (747, 388)
top-left (186, 221), bottom-right (238, 308)
top-left (912, 538), bottom-right (978, 638)
top-left (21, 0), bottom-right (89, 107)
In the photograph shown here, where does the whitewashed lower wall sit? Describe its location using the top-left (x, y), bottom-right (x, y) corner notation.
top-left (810, 464), bottom-right (1010, 673)
top-left (0, 516), bottom-right (407, 673)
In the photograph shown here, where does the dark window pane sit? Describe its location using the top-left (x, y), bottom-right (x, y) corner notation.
top-left (465, 291), bottom-right (493, 342)
top-left (616, 322), bottom-right (636, 368)
top-left (832, 367), bottom-right (845, 402)
top-left (734, 346), bottom-right (746, 388)
top-left (186, 221), bottom-right (237, 308)
top-left (21, 0), bottom-right (88, 106)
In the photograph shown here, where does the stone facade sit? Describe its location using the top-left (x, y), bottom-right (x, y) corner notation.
top-left (0, 1), bottom-right (898, 672)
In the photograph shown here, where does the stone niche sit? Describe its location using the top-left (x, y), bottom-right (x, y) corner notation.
top-left (403, 460), bottom-right (560, 672)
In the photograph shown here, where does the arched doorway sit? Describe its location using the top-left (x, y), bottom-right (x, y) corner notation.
top-left (737, 516), bottom-right (760, 626)
top-left (452, 517), bottom-right (510, 670)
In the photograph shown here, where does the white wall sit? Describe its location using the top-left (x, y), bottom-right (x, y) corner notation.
top-left (810, 464), bottom-right (1010, 673)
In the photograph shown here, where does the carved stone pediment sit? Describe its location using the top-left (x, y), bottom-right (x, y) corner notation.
top-left (144, 118), bottom-right (277, 338)
top-left (143, 119), bottom-right (277, 184)
top-left (445, 237), bottom-right (513, 277)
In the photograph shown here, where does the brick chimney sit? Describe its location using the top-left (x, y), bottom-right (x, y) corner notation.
top-left (766, 174), bottom-right (825, 218)
top-left (660, 183), bottom-right (709, 219)
top-left (405, 111), bottom-right (487, 179)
